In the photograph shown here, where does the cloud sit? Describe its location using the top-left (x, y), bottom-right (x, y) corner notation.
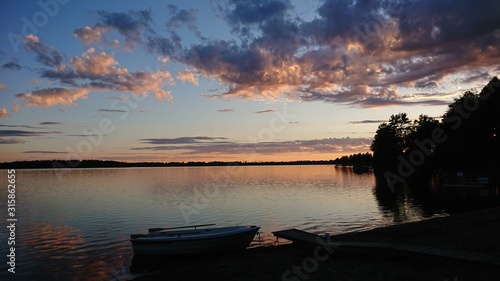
top-left (0, 124), bottom-right (45, 129)
top-left (223, 0), bottom-right (292, 30)
top-left (15, 88), bottom-right (89, 107)
top-left (23, 30), bottom-right (175, 107)
top-left (459, 71), bottom-right (493, 85)
top-left (67, 134), bottom-right (101, 137)
top-left (300, 84), bottom-right (451, 107)
top-left (41, 47), bottom-right (175, 101)
top-left (132, 136), bottom-right (372, 155)
top-left (348, 120), bottom-right (386, 125)
top-left (24, 34), bottom-right (64, 69)
top-left (70, 47), bottom-right (127, 77)
top-left (73, 24), bottom-right (110, 44)
top-left (166, 5), bottom-right (203, 39)
top-left (23, 150), bottom-right (66, 154)
top-left (39, 122), bottom-right (64, 125)
top-left (22, 37), bottom-right (175, 104)
top-left (255, 109), bottom-right (276, 114)
top-left (146, 35), bottom-right (181, 57)
top-left (109, 96), bottom-right (128, 101)
top-left (73, 14), bottom-right (150, 49)
top-left (96, 9), bottom-right (153, 48)
top-left (139, 136), bottom-right (229, 145)
top-left (96, 108), bottom-right (127, 113)
top-left (2, 59), bottom-right (22, 70)
top-left (0, 130), bottom-right (61, 137)
top-left (176, 69), bottom-right (199, 86)
top-left (0, 83), bottom-right (6, 90)
top-left (217, 109), bottom-right (234, 112)
top-left (144, 0), bottom-right (499, 107)
top-left (17, 2), bottom-right (500, 109)
top-left (0, 138), bottom-right (27, 144)
top-left (0, 107), bottom-right (10, 117)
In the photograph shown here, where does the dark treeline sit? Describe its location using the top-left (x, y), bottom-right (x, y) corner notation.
top-left (0, 159), bottom-right (338, 169)
top-left (332, 152), bottom-right (373, 166)
top-left (371, 77), bottom-right (500, 180)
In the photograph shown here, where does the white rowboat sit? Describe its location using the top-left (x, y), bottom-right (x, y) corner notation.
top-left (130, 224), bottom-right (260, 255)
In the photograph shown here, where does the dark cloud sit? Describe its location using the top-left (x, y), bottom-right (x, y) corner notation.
top-left (217, 109), bottom-right (234, 112)
top-left (397, 0), bottom-right (500, 50)
top-left (225, 0), bottom-right (292, 26)
top-left (132, 137), bottom-right (372, 155)
top-left (0, 124), bottom-right (45, 129)
top-left (22, 2), bottom-right (500, 108)
top-left (97, 9), bottom-right (153, 45)
top-left (23, 150), bottom-right (65, 154)
top-left (348, 120), bottom-right (386, 125)
top-left (96, 108), bottom-right (128, 113)
top-left (139, 136), bottom-right (229, 145)
top-left (2, 59), bottom-right (22, 70)
top-left (305, 0), bottom-right (382, 44)
top-left (255, 109), bottom-right (276, 114)
top-left (39, 122), bottom-right (64, 125)
top-left (459, 71), bottom-right (493, 85)
top-left (300, 86), bottom-right (451, 108)
top-left (24, 35), bottom-right (64, 69)
top-left (166, 5), bottom-right (203, 39)
top-left (166, 0), bottom-right (499, 106)
top-left (146, 35), bottom-right (181, 57)
top-left (67, 134), bottom-right (101, 137)
top-left (0, 130), bottom-right (61, 137)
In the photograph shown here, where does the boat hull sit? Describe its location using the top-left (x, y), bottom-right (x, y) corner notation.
top-left (130, 226), bottom-right (260, 255)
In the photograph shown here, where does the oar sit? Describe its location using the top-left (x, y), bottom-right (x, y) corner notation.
top-left (148, 223), bottom-right (216, 232)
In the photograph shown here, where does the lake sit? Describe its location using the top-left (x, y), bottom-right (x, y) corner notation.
top-left (0, 165), bottom-right (448, 280)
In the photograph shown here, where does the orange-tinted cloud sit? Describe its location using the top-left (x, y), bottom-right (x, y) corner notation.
top-left (143, 0), bottom-right (500, 106)
top-left (177, 69), bottom-right (199, 86)
top-left (70, 48), bottom-right (127, 76)
top-left (23, 35), bottom-right (176, 105)
top-left (0, 107), bottom-right (10, 117)
top-left (16, 88), bottom-right (89, 107)
top-left (73, 24), bottom-right (109, 44)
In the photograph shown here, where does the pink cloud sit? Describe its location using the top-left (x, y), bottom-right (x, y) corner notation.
top-left (176, 69), bottom-right (199, 86)
top-left (0, 107), bottom-right (10, 117)
top-left (73, 24), bottom-right (109, 44)
top-left (21, 37), bottom-right (176, 104)
top-left (15, 88), bottom-right (89, 107)
top-left (70, 48), bottom-right (127, 76)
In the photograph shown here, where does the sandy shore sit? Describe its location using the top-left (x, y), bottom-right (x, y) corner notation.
top-left (132, 207), bottom-right (500, 281)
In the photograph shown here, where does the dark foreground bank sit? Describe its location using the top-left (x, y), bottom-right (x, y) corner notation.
top-left (132, 207), bottom-right (500, 281)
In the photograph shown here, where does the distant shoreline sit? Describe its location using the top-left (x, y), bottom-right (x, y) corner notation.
top-left (0, 159), bottom-right (352, 170)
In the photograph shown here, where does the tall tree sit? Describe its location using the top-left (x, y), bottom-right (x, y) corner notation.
top-left (371, 113), bottom-right (411, 170)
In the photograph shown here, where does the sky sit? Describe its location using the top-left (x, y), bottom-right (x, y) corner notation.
top-left (0, 0), bottom-right (499, 163)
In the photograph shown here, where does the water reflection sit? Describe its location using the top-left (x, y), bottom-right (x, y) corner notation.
top-left (20, 220), bottom-right (131, 280)
top-left (0, 166), bottom-right (479, 280)
top-left (373, 172), bottom-right (499, 223)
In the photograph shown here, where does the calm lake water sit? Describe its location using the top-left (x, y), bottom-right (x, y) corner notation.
top-left (0, 165), bottom-right (449, 280)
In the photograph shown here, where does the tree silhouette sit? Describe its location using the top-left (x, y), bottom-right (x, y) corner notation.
top-left (371, 77), bottom-right (500, 178)
top-left (371, 113), bottom-right (411, 171)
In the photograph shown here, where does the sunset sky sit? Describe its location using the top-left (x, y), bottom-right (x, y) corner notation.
top-left (1, 0), bottom-right (499, 163)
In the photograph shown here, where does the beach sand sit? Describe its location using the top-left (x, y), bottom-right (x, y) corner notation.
top-left (132, 207), bottom-right (500, 281)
